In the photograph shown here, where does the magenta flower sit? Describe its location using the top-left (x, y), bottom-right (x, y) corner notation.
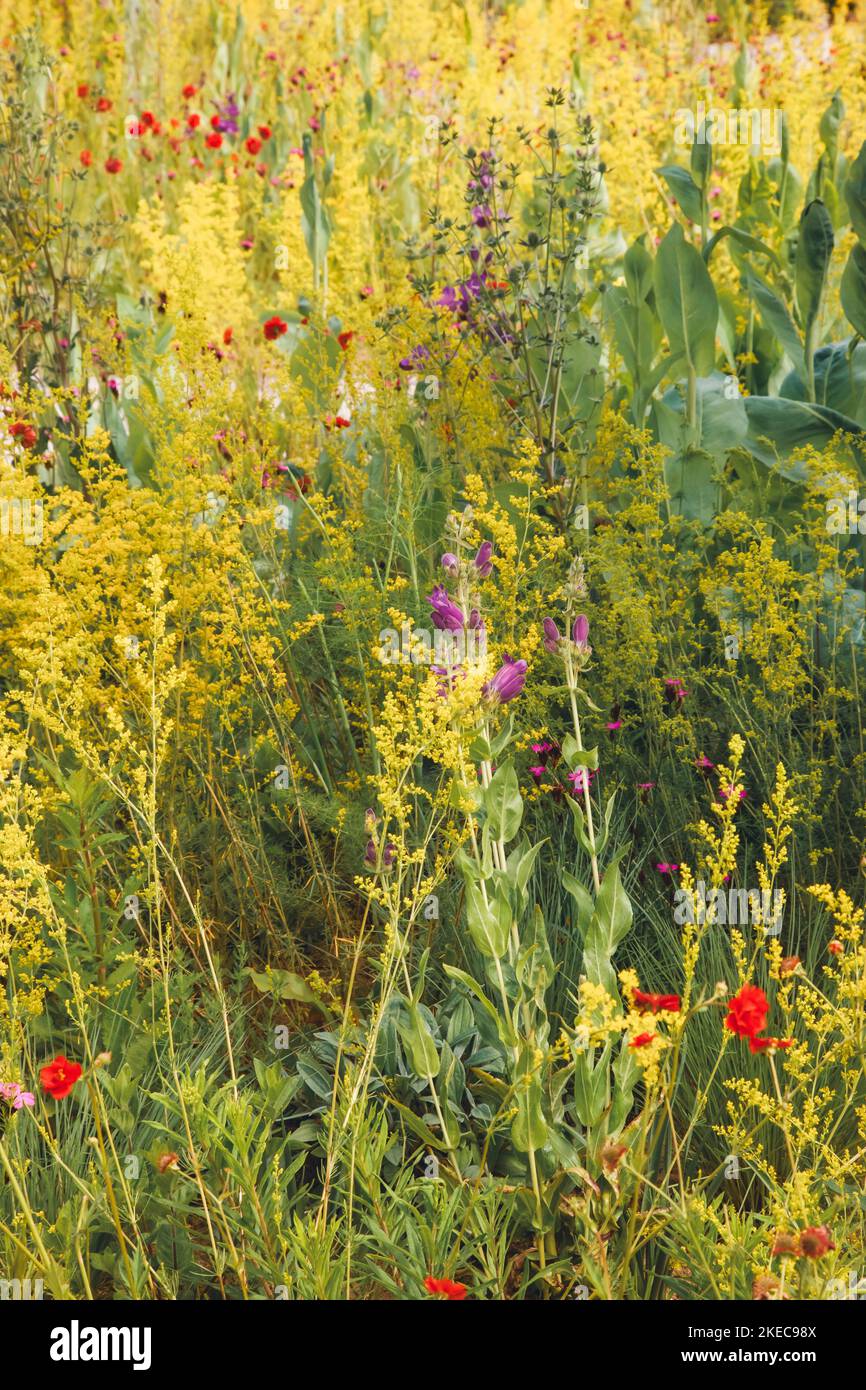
top-left (528, 765), bottom-right (546, 778)
top-left (1, 1082), bottom-right (35, 1110)
top-left (572, 614), bottom-right (590, 651)
top-left (606, 720), bottom-right (622, 733)
top-left (474, 541), bottom-right (493, 578)
top-left (441, 552), bottom-right (459, 577)
top-left (695, 755), bottom-right (715, 771)
top-left (665, 677), bottom-right (688, 705)
top-left (568, 768), bottom-right (596, 794)
top-left (542, 618), bottom-right (560, 654)
top-left (484, 655), bottom-right (527, 703)
top-left (531, 741), bottom-right (553, 754)
top-left (655, 862), bottom-right (679, 875)
top-left (427, 585), bottom-right (465, 631)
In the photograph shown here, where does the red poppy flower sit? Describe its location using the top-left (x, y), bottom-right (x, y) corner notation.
top-left (187, 113), bottom-right (201, 129)
top-left (140, 111), bottom-right (156, 129)
top-left (424, 1276), bottom-right (467, 1300)
top-left (96, 97), bottom-right (112, 112)
top-left (337, 330), bottom-right (353, 350)
top-left (263, 315), bottom-right (288, 341)
top-left (245, 136), bottom-right (262, 156)
top-left (9, 421), bottom-right (37, 448)
top-left (182, 84), bottom-right (197, 99)
top-left (828, 940), bottom-right (843, 956)
top-left (633, 988), bottom-right (680, 1014)
top-left (629, 1032), bottom-right (655, 1049)
top-left (80, 149), bottom-right (93, 167)
top-left (77, 83), bottom-right (90, 99)
top-left (724, 984), bottom-right (769, 1039)
top-left (748, 1036), bottom-right (793, 1054)
top-left (39, 1055), bottom-right (83, 1100)
top-left (258, 124), bottom-right (272, 140)
top-left (223, 327), bottom-right (233, 345)
top-left (799, 1226), bottom-right (834, 1259)
top-left (206, 132), bottom-right (222, 149)
top-left (105, 157), bottom-right (123, 174)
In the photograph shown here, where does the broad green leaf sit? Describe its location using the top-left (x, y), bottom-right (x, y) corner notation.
top-left (573, 1045), bottom-right (612, 1128)
top-left (623, 237), bottom-right (654, 303)
top-left (561, 734), bottom-right (598, 770)
top-left (511, 1043), bottom-right (548, 1153)
top-left (561, 869), bottom-right (594, 937)
top-left (399, 1002), bottom-right (439, 1079)
top-left (702, 224), bottom-right (779, 267)
top-left (654, 224), bottom-right (718, 376)
top-left (845, 141), bottom-right (866, 244)
top-left (464, 879), bottom-right (510, 960)
top-left (516, 905), bottom-right (555, 994)
top-left (506, 837), bottom-right (546, 900)
top-left (656, 165), bottom-right (703, 226)
top-left (484, 760), bottom-right (523, 844)
top-left (690, 122), bottom-right (712, 190)
top-left (842, 245), bottom-right (866, 341)
top-left (742, 396), bottom-right (865, 478)
top-left (819, 90), bottom-right (845, 165)
top-left (795, 199), bottom-right (834, 336)
top-left (780, 340), bottom-right (866, 426)
top-left (743, 271), bottom-right (805, 380)
top-left (582, 859), bottom-right (633, 996)
top-left (443, 964), bottom-right (516, 1046)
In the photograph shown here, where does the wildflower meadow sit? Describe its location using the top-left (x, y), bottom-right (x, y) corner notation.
top-left (3, 0), bottom-right (866, 1343)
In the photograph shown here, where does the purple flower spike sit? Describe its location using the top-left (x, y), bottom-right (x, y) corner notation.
top-left (427, 585), bottom-right (465, 632)
top-left (572, 614), bottom-right (590, 651)
top-left (543, 618), bottom-right (560, 654)
top-left (484, 654), bottom-right (527, 704)
top-left (474, 541), bottom-right (494, 577)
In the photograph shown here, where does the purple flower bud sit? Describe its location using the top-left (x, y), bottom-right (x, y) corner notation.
top-left (543, 618), bottom-right (561, 654)
top-left (365, 838), bottom-right (395, 868)
top-left (484, 654), bottom-right (527, 704)
top-left (572, 614), bottom-right (590, 650)
top-left (474, 541), bottom-right (494, 577)
top-left (468, 608), bottom-right (484, 630)
top-left (427, 585), bottom-right (466, 631)
top-left (441, 552), bottom-right (459, 577)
